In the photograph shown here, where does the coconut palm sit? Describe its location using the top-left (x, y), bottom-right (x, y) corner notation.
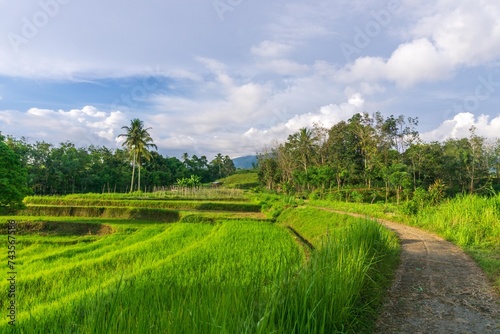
top-left (119, 119), bottom-right (157, 192)
top-left (288, 127), bottom-right (318, 174)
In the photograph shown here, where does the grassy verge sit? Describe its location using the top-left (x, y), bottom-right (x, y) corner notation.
top-left (274, 207), bottom-right (400, 333)
top-left (311, 195), bottom-right (500, 293)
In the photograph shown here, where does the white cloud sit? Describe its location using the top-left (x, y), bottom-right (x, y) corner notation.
top-left (335, 1), bottom-right (500, 87)
top-left (422, 112), bottom-right (500, 142)
top-left (386, 38), bottom-right (452, 86)
top-left (336, 38), bottom-right (453, 87)
top-left (1, 0), bottom-right (500, 159)
top-left (348, 93), bottom-right (364, 107)
top-left (243, 94), bottom-right (364, 147)
top-left (0, 106), bottom-right (126, 147)
top-left (251, 41), bottom-right (294, 58)
top-left (411, 0), bottom-right (500, 66)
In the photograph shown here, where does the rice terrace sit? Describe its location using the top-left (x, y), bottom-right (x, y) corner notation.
top-left (0, 183), bottom-right (400, 333)
top-left (0, 175), bottom-right (499, 333)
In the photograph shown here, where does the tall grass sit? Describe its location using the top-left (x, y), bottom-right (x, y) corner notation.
top-left (1, 221), bottom-right (303, 333)
top-left (410, 195), bottom-right (500, 290)
top-left (273, 207), bottom-right (400, 333)
top-left (311, 195), bottom-right (500, 292)
top-left (0, 207), bottom-right (399, 333)
top-left (411, 194), bottom-right (500, 247)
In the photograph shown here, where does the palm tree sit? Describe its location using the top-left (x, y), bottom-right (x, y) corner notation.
top-left (213, 153), bottom-right (224, 178)
top-left (288, 127), bottom-right (318, 174)
top-left (119, 119), bottom-right (157, 192)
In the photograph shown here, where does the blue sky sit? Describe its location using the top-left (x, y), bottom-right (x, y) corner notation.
top-left (1, 0), bottom-right (499, 159)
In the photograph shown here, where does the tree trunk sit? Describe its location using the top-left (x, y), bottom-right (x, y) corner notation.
top-left (130, 151), bottom-right (136, 193)
top-left (138, 154), bottom-right (141, 192)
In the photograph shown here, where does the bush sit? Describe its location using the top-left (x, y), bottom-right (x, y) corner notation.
top-left (401, 187), bottom-right (429, 215)
top-left (351, 190), bottom-right (363, 203)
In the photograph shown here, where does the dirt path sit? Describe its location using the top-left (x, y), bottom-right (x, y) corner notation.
top-left (319, 209), bottom-right (500, 334)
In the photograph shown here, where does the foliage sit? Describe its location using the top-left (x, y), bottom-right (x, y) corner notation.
top-left (209, 153), bottom-right (236, 179)
top-left (118, 118), bottom-right (158, 192)
top-left (256, 113), bottom-right (499, 203)
top-left (3, 134), bottom-right (238, 195)
top-left (257, 193), bottom-right (302, 219)
top-left (176, 175), bottom-right (202, 187)
top-left (0, 140), bottom-right (30, 211)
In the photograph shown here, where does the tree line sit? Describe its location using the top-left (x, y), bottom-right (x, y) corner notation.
top-left (257, 112), bottom-right (500, 203)
top-left (0, 130), bottom-right (235, 196)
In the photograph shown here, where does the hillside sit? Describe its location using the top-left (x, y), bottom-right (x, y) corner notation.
top-left (232, 155), bottom-right (257, 169)
top-left (217, 171), bottom-right (259, 189)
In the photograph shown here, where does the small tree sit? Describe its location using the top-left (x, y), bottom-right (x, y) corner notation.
top-left (0, 140), bottom-right (30, 211)
top-left (176, 175), bottom-right (202, 187)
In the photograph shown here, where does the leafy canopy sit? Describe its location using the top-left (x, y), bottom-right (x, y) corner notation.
top-left (0, 140), bottom-right (30, 210)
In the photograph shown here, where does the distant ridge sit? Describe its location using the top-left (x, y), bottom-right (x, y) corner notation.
top-left (232, 155), bottom-right (257, 169)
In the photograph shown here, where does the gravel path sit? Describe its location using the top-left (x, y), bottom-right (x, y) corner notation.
top-left (320, 209), bottom-right (500, 333)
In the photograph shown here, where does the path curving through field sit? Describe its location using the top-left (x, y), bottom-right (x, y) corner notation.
top-left (318, 208), bottom-right (500, 334)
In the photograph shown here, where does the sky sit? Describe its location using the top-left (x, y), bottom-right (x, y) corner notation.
top-left (0, 0), bottom-right (499, 159)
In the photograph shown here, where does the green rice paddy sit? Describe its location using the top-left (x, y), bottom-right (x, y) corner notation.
top-left (0, 191), bottom-right (399, 333)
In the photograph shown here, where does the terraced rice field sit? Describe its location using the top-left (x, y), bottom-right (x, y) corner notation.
top-left (0, 191), bottom-right (398, 333)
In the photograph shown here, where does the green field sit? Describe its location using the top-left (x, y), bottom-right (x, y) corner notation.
top-left (217, 171), bottom-right (260, 189)
top-left (0, 191), bottom-right (399, 333)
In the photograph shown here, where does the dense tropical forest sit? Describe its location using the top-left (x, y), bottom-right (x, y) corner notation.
top-left (0, 122), bottom-right (235, 196)
top-left (257, 112), bottom-right (500, 204)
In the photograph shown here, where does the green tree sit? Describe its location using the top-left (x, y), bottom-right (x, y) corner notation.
top-left (466, 126), bottom-right (489, 194)
top-left (351, 113), bottom-right (378, 188)
top-left (387, 163), bottom-right (411, 205)
top-left (212, 153), bottom-right (224, 179)
top-left (326, 120), bottom-right (363, 189)
top-left (222, 155), bottom-right (236, 177)
top-left (287, 127), bottom-right (318, 174)
top-left (0, 140), bottom-right (30, 211)
top-left (209, 154), bottom-right (235, 180)
top-left (119, 118), bottom-right (157, 192)
top-left (257, 150), bottom-right (280, 190)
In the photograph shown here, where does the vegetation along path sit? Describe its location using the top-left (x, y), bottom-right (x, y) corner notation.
top-left (319, 208), bottom-right (500, 334)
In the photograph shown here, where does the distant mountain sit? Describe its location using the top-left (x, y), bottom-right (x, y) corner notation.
top-left (232, 155), bottom-right (257, 169)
